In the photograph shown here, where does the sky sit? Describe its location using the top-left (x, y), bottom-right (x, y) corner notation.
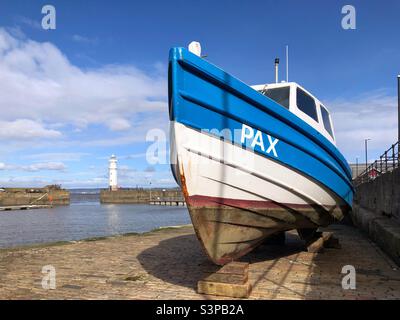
top-left (0, 0), bottom-right (399, 188)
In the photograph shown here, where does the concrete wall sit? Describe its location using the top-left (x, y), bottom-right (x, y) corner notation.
top-left (352, 167), bottom-right (400, 265)
top-left (0, 190), bottom-right (70, 206)
top-left (100, 189), bottom-right (183, 204)
top-left (354, 167), bottom-right (400, 222)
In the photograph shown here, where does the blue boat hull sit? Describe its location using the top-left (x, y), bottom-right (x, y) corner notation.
top-left (168, 47), bottom-right (353, 264)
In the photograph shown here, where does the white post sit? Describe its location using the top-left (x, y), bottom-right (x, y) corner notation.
top-left (188, 41), bottom-right (202, 57)
top-left (275, 58), bottom-right (279, 83)
top-left (109, 155), bottom-right (118, 191)
top-left (397, 75), bottom-right (400, 146)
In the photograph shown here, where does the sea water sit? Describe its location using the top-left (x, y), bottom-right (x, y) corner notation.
top-left (0, 191), bottom-right (190, 248)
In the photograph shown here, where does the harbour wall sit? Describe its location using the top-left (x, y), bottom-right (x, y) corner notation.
top-left (354, 167), bottom-right (400, 222)
top-left (0, 188), bottom-right (70, 206)
top-left (352, 167), bottom-right (400, 265)
top-left (100, 188), bottom-right (184, 204)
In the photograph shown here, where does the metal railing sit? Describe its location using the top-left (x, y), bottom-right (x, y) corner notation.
top-left (149, 196), bottom-right (185, 202)
top-left (354, 141), bottom-right (399, 186)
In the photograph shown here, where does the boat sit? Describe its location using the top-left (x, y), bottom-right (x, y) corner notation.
top-left (168, 45), bottom-right (354, 265)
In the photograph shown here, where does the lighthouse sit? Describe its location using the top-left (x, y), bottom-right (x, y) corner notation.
top-left (109, 154), bottom-right (118, 191)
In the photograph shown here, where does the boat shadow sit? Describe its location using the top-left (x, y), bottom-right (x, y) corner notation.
top-left (137, 231), bottom-right (306, 291)
top-left (137, 234), bottom-right (217, 289)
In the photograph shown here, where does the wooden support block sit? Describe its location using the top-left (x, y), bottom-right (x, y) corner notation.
top-left (306, 237), bottom-right (325, 253)
top-left (203, 272), bottom-right (248, 285)
top-left (198, 261), bottom-right (251, 298)
top-left (306, 231), bottom-right (341, 253)
top-left (322, 231), bottom-right (333, 242)
top-left (197, 280), bottom-right (252, 299)
top-left (321, 232), bottom-right (341, 248)
top-left (324, 235), bottom-right (341, 249)
top-left (218, 261), bottom-right (248, 276)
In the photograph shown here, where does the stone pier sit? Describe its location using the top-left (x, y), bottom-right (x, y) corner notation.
top-left (1, 223), bottom-right (399, 300)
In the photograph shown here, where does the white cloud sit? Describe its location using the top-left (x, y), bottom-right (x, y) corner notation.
top-left (0, 119), bottom-right (61, 140)
top-left (116, 167), bottom-right (176, 188)
top-left (0, 175), bottom-right (64, 188)
top-left (23, 152), bottom-right (89, 162)
top-left (0, 168), bottom-right (177, 188)
top-left (327, 90), bottom-right (397, 159)
top-left (0, 161), bottom-right (66, 172)
top-left (71, 34), bottom-right (98, 45)
top-left (15, 16), bottom-right (42, 30)
top-left (0, 28), bottom-right (167, 141)
top-left (0, 162), bottom-right (7, 170)
top-left (107, 118), bottom-right (131, 131)
top-left (21, 162), bottom-right (66, 171)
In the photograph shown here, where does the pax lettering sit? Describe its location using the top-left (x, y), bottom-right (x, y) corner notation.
top-left (241, 124), bottom-right (279, 158)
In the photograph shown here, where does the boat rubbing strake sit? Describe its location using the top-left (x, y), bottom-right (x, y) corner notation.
top-left (168, 46), bottom-right (354, 265)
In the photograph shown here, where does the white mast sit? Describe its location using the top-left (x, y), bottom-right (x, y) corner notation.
top-left (286, 45), bottom-right (289, 82)
top-left (109, 154), bottom-right (118, 191)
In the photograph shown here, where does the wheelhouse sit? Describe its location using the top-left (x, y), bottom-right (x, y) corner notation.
top-left (251, 82), bottom-right (336, 145)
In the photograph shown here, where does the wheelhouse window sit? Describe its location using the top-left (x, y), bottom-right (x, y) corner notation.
top-left (261, 87), bottom-right (290, 109)
top-left (320, 105), bottom-right (333, 138)
top-left (296, 88), bottom-right (318, 122)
